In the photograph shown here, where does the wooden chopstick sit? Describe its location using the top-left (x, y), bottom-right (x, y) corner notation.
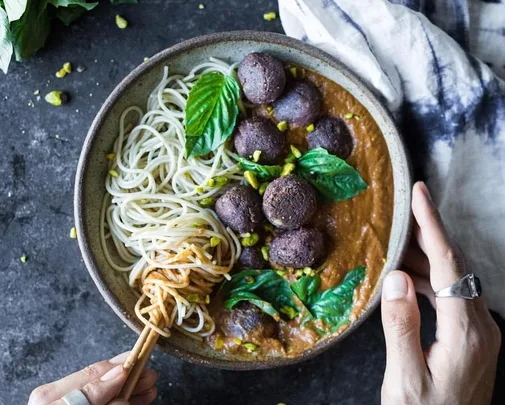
top-left (116, 322), bottom-right (163, 401)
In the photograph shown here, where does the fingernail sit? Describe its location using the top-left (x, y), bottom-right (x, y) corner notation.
top-left (100, 365), bottom-right (123, 381)
top-left (383, 271), bottom-right (408, 301)
top-left (419, 181), bottom-right (433, 203)
top-left (109, 351), bottom-right (130, 364)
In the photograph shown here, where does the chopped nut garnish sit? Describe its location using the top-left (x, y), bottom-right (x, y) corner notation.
top-left (69, 227), bottom-right (77, 239)
top-left (45, 91), bottom-right (68, 106)
top-left (241, 232), bottom-right (259, 247)
top-left (252, 150), bottom-right (262, 162)
top-left (215, 336), bottom-right (224, 349)
top-left (195, 186), bottom-right (205, 194)
top-left (289, 145), bottom-right (302, 158)
top-left (33, 90), bottom-right (40, 96)
top-left (344, 113), bottom-right (354, 119)
top-left (55, 69), bottom-right (66, 79)
top-left (258, 181), bottom-right (269, 196)
top-left (187, 294), bottom-right (200, 303)
top-left (266, 105), bottom-right (274, 116)
top-left (233, 337), bottom-right (242, 345)
top-left (210, 236), bottom-right (221, 247)
top-left (306, 123), bottom-right (315, 132)
top-left (198, 3), bottom-right (205, 9)
top-left (289, 67), bottom-right (297, 78)
top-left (205, 295), bottom-right (210, 304)
top-left (63, 62), bottom-right (72, 73)
top-left (243, 342), bottom-right (258, 352)
top-left (205, 178), bottom-right (216, 187)
top-left (244, 170), bottom-right (259, 189)
top-left (116, 14), bottom-right (128, 29)
top-left (277, 120), bottom-right (288, 132)
top-left (213, 176), bottom-right (228, 187)
top-left (55, 134), bottom-right (60, 139)
top-left (263, 11), bottom-right (277, 21)
top-left (280, 306), bottom-right (297, 319)
top-left (281, 163), bottom-right (296, 176)
top-left (143, 57), bottom-right (150, 62)
top-left (20, 255), bottom-right (28, 263)
top-left (109, 169), bottom-right (119, 178)
top-left (276, 270), bottom-right (287, 277)
top-left (200, 197), bottom-right (216, 207)
top-left (261, 245), bottom-right (269, 261)
top-left (382, 257), bottom-right (387, 263)
top-left (106, 153), bottom-right (116, 160)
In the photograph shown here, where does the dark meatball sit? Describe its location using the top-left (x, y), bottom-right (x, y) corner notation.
top-left (262, 175), bottom-right (317, 230)
top-left (221, 302), bottom-right (278, 340)
top-left (234, 116), bottom-right (286, 164)
top-left (215, 185), bottom-right (264, 233)
top-left (273, 81), bottom-right (322, 127)
top-left (238, 247), bottom-right (266, 269)
top-left (238, 52), bottom-right (286, 104)
top-left (308, 116), bottom-right (354, 159)
top-left (269, 228), bottom-right (325, 268)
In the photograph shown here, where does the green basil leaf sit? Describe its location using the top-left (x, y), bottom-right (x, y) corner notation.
top-left (308, 266), bottom-right (366, 331)
top-left (184, 72), bottom-right (240, 157)
top-left (234, 154), bottom-right (282, 180)
top-left (296, 147), bottom-right (367, 201)
top-left (223, 269), bottom-right (299, 320)
top-left (11, 0), bottom-right (50, 61)
top-left (290, 275), bottom-right (321, 306)
top-left (54, 5), bottom-right (86, 25)
top-left (0, 7), bottom-right (13, 73)
top-left (4, 0), bottom-right (27, 22)
top-left (48, 0), bottom-right (98, 11)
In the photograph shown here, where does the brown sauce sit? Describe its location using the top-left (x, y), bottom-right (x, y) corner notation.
top-left (207, 67), bottom-right (394, 358)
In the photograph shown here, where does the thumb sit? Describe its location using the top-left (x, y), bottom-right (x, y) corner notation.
top-left (381, 271), bottom-right (426, 377)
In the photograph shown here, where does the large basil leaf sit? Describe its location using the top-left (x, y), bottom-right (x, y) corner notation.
top-left (306, 266), bottom-right (366, 332)
top-left (184, 72), bottom-right (240, 157)
top-left (0, 7), bottom-right (13, 73)
top-left (223, 269), bottom-right (299, 320)
top-left (296, 148), bottom-right (367, 201)
top-left (4, 0), bottom-right (27, 22)
top-left (234, 154), bottom-right (282, 181)
top-left (48, 0), bottom-right (98, 11)
top-left (10, 0), bottom-right (50, 61)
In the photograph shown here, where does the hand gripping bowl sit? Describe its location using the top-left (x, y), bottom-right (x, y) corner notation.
top-left (74, 31), bottom-right (412, 370)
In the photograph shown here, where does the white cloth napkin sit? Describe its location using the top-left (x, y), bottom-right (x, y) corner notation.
top-left (278, 0), bottom-right (505, 317)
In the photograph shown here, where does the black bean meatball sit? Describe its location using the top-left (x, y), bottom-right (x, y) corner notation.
top-left (273, 81), bottom-right (322, 127)
top-left (221, 302), bottom-right (278, 340)
top-left (238, 247), bottom-right (266, 269)
top-left (234, 116), bottom-right (286, 164)
top-left (215, 185), bottom-right (264, 233)
top-left (269, 228), bottom-right (325, 268)
top-left (262, 175), bottom-right (317, 230)
top-left (308, 116), bottom-right (354, 159)
top-left (238, 52), bottom-right (286, 104)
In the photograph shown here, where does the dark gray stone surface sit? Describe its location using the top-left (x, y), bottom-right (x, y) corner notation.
top-left (0, 1), bottom-right (504, 404)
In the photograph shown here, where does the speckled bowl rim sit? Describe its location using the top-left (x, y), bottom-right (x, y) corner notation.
top-left (74, 30), bottom-right (412, 370)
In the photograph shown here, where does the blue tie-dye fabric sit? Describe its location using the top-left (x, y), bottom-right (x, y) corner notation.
top-left (279, 0), bottom-right (505, 317)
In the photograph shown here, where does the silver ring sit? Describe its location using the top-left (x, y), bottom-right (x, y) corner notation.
top-left (62, 389), bottom-right (90, 405)
top-left (434, 273), bottom-right (482, 299)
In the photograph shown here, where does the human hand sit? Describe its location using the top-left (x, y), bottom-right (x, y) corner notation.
top-left (28, 351), bottom-right (157, 405)
top-left (380, 182), bottom-right (501, 405)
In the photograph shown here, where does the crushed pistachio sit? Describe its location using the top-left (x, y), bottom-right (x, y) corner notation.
top-left (108, 169), bottom-right (119, 178)
top-left (284, 152), bottom-right (296, 164)
top-left (263, 223), bottom-right (274, 233)
top-left (215, 336), bottom-right (224, 349)
top-left (243, 342), bottom-right (258, 353)
top-left (233, 337), bottom-right (242, 345)
top-left (106, 153), bottom-right (116, 160)
top-left (252, 150), bottom-right (262, 162)
top-left (200, 197), bottom-right (216, 207)
top-left (143, 56), bottom-right (150, 62)
top-left (33, 90), bottom-right (40, 96)
top-left (69, 227), bottom-right (77, 239)
top-left (289, 145), bottom-right (302, 158)
top-left (210, 236), bottom-right (221, 247)
top-left (382, 257), bottom-right (387, 264)
top-left (213, 176), bottom-right (229, 187)
top-left (276, 270), bottom-right (288, 277)
top-left (289, 66), bottom-right (297, 78)
top-left (354, 114), bottom-right (361, 120)
top-left (244, 170), bottom-right (259, 190)
top-left (187, 294), bottom-right (201, 303)
top-left (205, 178), bottom-right (216, 187)
top-left (45, 91), bottom-right (68, 106)
top-left (344, 112), bottom-right (354, 119)
top-left (266, 105), bottom-right (274, 116)
top-left (240, 232), bottom-right (251, 238)
top-left (241, 232), bottom-right (259, 247)
top-left (277, 120), bottom-right (288, 132)
top-left (281, 163), bottom-right (296, 176)
top-left (198, 3), bottom-right (205, 9)
top-left (263, 11), bottom-right (276, 21)
top-left (303, 267), bottom-right (315, 276)
top-left (261, 245), bottom-right (269, 261)
top-left (63, 62), bottom-right (72, 73)
top-left (244, 276), bottom-right (255, 284)
top-left (55, 69), bottom-right (67, 78)
top-left (116, 14), bottom-right (128, 29)
top-left (191, 222), bottom-right (204, 228)
top-left (195, 186), bottom-right (205, 194)
top-left (306, 123), bottom-right (315, 132)
top-left (20, 255), bottom-right (28, 263)
top-left (205, 295), bottom-right (210, 304)
top-left (258, 181), bottom-right (269, 196)
top-left (280, 306), bottom-right (298, 320)
top-left (55, 134), bottom-right (60, 139)
top-left (295, 269), bottom-right (304, 277)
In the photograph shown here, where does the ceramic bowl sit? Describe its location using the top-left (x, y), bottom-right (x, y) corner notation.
top-left (74, 31), bottom-right (412, 370)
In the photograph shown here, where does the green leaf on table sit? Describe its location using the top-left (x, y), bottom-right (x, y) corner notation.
top-left (4, 0), bottom-right (28, 22)
top-left (48, 0), bottom-right (98, 11)
top-left (184, 72), bottom-right (240, 157)
top-left (296, 147), bottom-right (368, 202)
top-left (10, 0), bottom-right (51, 61)
top-left (223, 269), bottom-right (299, 321)
top-left (0, 7), bottom-right (13, 73)
top-left (234, 154), bottom-right (282, 181)
top-left (54, 5), bottom-right (86, 25)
